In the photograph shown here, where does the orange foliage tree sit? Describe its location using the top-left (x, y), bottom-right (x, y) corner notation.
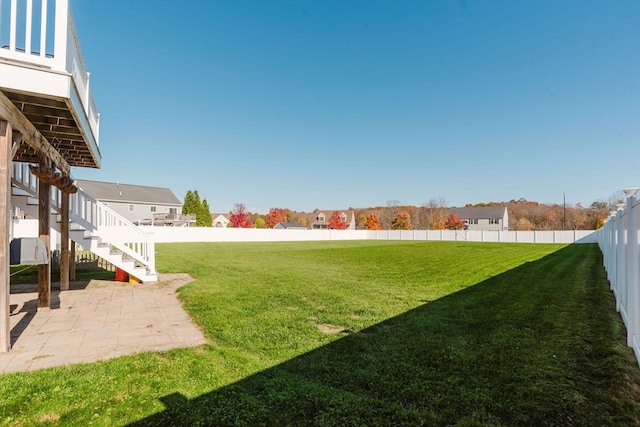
top-left (265, 207), bottom-right (288, 228)
top-left (391, 211), bottom-right (412, 230)
top-left (364, 214), bottom-right (382, 230)
top-left (444, 213), bottom-right (466, 230)
top-left (328, 211), bottom-right (347, 229)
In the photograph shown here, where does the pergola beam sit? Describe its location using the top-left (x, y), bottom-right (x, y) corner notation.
top-left (0, 91), bottom-right (69, 174)
top-left (11, 130), bottom-right (22, 159)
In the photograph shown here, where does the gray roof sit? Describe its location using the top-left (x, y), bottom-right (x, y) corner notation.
top-left (75, 179), bottom-right (181, 206)
top-left (449, 206), bottom-right (507, 220)
top-left (275, 222), bottom-right (307, 229)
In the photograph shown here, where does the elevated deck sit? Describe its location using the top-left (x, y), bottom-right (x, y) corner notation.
top-left (1, 0), bottom-right (104, 353)
top-left (0, 0), bottom-right (100, 168)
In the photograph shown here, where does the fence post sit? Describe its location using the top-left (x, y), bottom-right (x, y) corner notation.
top-left (617, 204), bottom-right (627, 314)
top-left (624, 188), bottom-right (639, 357)
top-left (597, 188), bottom-right (640, 368)
top-left (608, 210), bottom-right (617, 286)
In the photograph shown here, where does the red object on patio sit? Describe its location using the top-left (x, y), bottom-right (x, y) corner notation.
top-left (115, 268), bottom-right (128, 282)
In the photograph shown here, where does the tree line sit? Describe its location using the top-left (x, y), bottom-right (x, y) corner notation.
top-left (184, 192), bottom-right (622, 231)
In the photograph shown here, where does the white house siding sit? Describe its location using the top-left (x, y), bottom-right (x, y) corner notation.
top-left (451, 207), bottom-right (509, 232)
top-left (11, 219), bottom-right (59, 250)
top-left (470, 219), bottom-right (504, 231)
top-left (103, 202), bottom-right (181, 223)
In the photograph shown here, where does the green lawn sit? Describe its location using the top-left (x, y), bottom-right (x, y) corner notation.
top-left (2, 241), bottom-right (639, 426)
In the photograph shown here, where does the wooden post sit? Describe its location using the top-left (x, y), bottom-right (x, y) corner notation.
top-left (60, 191), bottom-right (69, 291)
top-left (70, 240), bottom-right (76, 281)
top-left (37, 160), bottom-right (51, 311)
top-left (0, 120), bottom-right (12, 352)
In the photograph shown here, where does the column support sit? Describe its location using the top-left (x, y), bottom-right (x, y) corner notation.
top-left (60, 191), bottom-right (70, 291)
top-left (70, 240), bottom-right (76, 281)
top-left (37, 159), bottom-right (51, 311)
top-left (0, 120), bottom-right (12, 352)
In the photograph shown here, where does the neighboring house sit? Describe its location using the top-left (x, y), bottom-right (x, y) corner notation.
top-left (449, 206), bottom-right (509, 231)
top-left (75, 180), bottom-right (182, 224)
top-left (211, 213), bottom-right (230, 228)
top-left (274, 222), bottom-right (307, 230)
top-left (311, 210), bottom-right (356, 230)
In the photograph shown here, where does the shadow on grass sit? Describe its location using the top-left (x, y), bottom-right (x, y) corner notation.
top-left (128, 245), bottom-right (640, 426)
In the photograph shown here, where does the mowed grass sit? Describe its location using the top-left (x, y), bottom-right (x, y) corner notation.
top-left (2, 241), bottom-right (639, 426)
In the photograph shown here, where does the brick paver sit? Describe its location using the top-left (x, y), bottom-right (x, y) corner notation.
top-left (0, 274), bottom-right (207, 373)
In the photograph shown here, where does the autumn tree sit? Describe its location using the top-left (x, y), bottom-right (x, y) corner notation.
top-left (391, 211), bottom-right (412, 230)
top-left (265, 207), bottom-right (288, 228)
top-left (444, 213), bottom-right (466, 230)
top-left (229, 203), bottom-right (252, 228)
top-left (356, 214), bottom-right (367, 230)
top-left (328, 211), bottom-right (347, 229)
top-left (424, 198), bottom-right (447, 229)
top-left (254, 217), bottom-right (266, 228)
top-left (513, 217), bottom-right (534, 231)
top-left (380, 200), bottom-right (400, 229)
top-left (364, 214), bottom-right (382, 230)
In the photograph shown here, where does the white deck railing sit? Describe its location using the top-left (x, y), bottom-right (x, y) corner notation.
top-left (69, 188), bottom-right (156, 275)
top-left (11, 162), bottom-right (156, 276)
top-left (10, 161), bottom-right (40, 198)
top-left (598, 188), bottom-right (640, 367)
top-left (0, 0), bottom-right (99, 143)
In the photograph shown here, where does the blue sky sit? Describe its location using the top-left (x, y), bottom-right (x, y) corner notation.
top-left (70, 0), bottom-right (640, 213)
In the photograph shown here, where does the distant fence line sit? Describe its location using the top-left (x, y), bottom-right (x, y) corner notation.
top-left (597, 189), bottom-right (640, 367)
top-left (144, 227), bottom-right (597, 244)
top-left (10, 219), bottom-right (598, 245)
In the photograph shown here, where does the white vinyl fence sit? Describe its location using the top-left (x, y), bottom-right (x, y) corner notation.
top-left (598, 188), bottom-right (640, 367)
top-left (143, 227), bottom-right (596, 244)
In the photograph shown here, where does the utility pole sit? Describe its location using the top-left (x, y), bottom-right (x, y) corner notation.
top-left (563, 192), bottom-right (566, 230)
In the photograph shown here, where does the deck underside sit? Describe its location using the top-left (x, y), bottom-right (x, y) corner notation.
top-left (3, 88), bottom-right (99, 168)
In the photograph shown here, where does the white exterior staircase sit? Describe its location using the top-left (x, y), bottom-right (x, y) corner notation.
top-left (10, 163), bottom-right (157, 282)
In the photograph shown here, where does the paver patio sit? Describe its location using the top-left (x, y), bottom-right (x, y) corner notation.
top-left (0, 274), bottom-right (207, 374)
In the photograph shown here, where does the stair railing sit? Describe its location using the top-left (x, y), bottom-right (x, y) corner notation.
top-left (70, 189), bottom-right (156, 275)
top-left (11, 162), bottom-right (156, 275)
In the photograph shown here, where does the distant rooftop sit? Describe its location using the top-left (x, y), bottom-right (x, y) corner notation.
top-left (75, 180), bottom-right (181, 206)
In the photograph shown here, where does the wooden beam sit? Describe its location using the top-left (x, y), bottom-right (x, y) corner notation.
top-left (11, 130), bottom-right (22, 159)
top-left (37, 158), bottom-right (51, 311)
top-left (0, 120), bottom-right (11, 352)
top-left (0, 91), bottom-right (70, 174)
top-left (60, 192), bottom-right (69, 291)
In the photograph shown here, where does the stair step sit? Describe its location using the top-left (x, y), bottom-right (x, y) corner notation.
top-left (12, 175), bottom-right (157, 282)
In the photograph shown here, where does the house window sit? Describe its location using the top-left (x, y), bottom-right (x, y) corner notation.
top-left (317, 214), bottom-right (325, 222)
top-left (150, 206), bottom-right (157, 213)
top-left (468, 218), bottom-right (478, 225)
top-left (489, 218), bottom-right (500, 224)
top-left (340, 213), bottom-right (347, 222)
top-left (169, 208), bottom-right (177, 214)
top-left (129, 204), bottom-right (135, 212)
